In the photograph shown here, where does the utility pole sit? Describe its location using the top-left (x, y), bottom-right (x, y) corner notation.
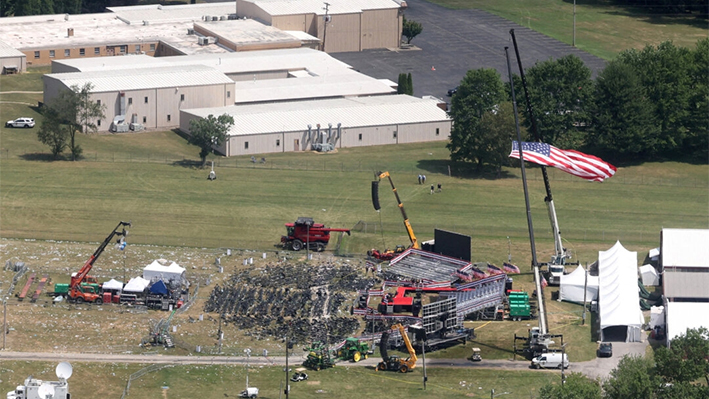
top-left (284, 336), bottom-right (290, 399)
top-left (582, 263), bottom-right (588, 325)
top-left (3, 298), bottom-right (7, 350)
top-left (421, 341), bottom-right (427, 390)
top-left (321, 2), bottom-right (331, 52)
top-left (244, 348), bottom-right (251, 389)
top-left (561, 343), bottom-right (567, 384)
top-left (573, 0), bottom-right (576, 46)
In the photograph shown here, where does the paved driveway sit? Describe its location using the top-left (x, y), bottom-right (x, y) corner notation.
top-left (331, 0), bottom-right (606, 101)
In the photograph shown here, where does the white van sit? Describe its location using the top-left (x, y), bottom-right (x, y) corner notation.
top-left (531, 352), bottom-right (569, 369)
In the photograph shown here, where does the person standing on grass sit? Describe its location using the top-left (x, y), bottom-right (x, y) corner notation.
top-left (430, 184), bottom-right (434, 194)
top-left (423, 175), bottom-right (426, 184)
top-left (437, 183), bottom-right (442, 192)
top-left (418, 174), bottom-right (422, 184)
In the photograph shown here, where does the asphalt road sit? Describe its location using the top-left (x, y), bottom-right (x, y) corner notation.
top-left (0, 339), bottom-right (648, 379)
top-left (331, 0), bottom-right (607, 101)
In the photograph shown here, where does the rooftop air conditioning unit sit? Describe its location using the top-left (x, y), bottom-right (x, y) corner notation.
top-left (198, 37), bottom-right (209, 46)
top-left (143, 20), bottom-right (150, 25)
top-left (204, 15), bottom-right (211, 21)
top-left (220, 16), bottom-right (227, 21)
top-left (228, 14), bottom-right (237, 20)
top-left (187, 28), bottom-right (195, 35)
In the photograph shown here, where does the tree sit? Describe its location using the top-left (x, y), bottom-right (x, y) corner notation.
top-left (397, 73), bottom-right (407, 94)
top-left (684, 38), bottom-right (709, 160)
top-left (514, 54), bottom-right (594, 149)
top-left (37, 108), bottom-right (69, 159)
top-left (589, 60), bottom-right (659, 160)
top-left (188, 113), bottom-right (235, 167)
top-left (402, 16), bottom-right (423, 45)
top-left (447, 68), bottom-right (508, 168)
top-left (655, 327), bottom-right (709, 385)
top-left (603, 355), bottom-right (660, 399)
top-left (539, 372), bottom-right (602, 399)
top-left (406, 73), bottom-right (413, 95)
top-left (615, 41), bottom-right (693, 157)
top-left (41, 82), bottom-right (105, 161)
top-left (476, 102), bottom-right (524, 174)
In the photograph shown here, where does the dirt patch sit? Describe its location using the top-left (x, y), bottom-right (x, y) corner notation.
top-left (306, 380), bottom-right (321, 385)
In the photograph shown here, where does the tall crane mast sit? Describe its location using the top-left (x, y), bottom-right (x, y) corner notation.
top-left (69, 221), bottom-right (130, 302)
top-left (374, 171), bottom-right (419, 250)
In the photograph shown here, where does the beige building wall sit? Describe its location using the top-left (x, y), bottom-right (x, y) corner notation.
top-left (236, 0), bottom-right (273, 24)
top-left (271, 14), bottom-right (309, 32)
top-left (0, 55), bottom-right (26, 74)
top-left (318, 13), bottom-right (361, 53)
top-left (24, 43), bottom-right (158, 66)
top-left (361, 9), bottom-right (401, 50)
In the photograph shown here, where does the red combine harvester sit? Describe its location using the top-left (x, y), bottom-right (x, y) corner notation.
top-left (281, 217), bottom-right (351, 252)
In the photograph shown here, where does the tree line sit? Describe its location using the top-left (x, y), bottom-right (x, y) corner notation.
top-left (448, 38), bottom-right (708, 172)
top-left (539, 327), bottom-right (709, 399)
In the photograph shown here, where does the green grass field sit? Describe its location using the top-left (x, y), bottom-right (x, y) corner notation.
top-left (430, 0), bottom-right (708, 60)
top-left (0, 361), bottom-right (560, 399)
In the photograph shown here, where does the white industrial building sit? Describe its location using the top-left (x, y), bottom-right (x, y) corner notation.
top-left (180, 95), bottom-right (451, 156)
top-left (661, 228), bottom-right (709, 344)
top-left (237, 0), bottom-right (404, 52)
top-left (43, 65), bottom-right (234, 131)
top-left (0, 41), bottom-right (26, 74)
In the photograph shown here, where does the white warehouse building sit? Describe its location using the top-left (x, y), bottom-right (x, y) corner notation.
top-left (180, 95), bottom-right (451, 156)
top-left (43, 65), bottom-right (234, 130)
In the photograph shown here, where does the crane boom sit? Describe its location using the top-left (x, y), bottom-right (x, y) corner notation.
top-left (70, 221), bottom-right (131, 289)
top-left (376, 171), bottom-right (419, 250)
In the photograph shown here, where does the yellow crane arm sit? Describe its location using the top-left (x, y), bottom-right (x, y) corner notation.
top-left (393, 324), bottom-right (418, 368)
top-left (377, 172), bottom-right (419, 249)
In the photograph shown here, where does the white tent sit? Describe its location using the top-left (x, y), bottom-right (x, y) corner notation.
top-left (559, 265), bottom-right (599, 304)
top-left (123, 276), bottom-right (150, 293)
top-left (143, 259), bottom-right (186, 283)
top-left (639, 264), bottom-right (660, 286)
top-left (102, 278), bottom-right (124, 291)
top-left (665, 302), bottom-right (709, 345)
top-left (599, 241), bottom-right (644, 342)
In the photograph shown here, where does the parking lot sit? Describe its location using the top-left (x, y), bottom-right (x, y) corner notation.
top-left (332, 0), bottom-right (606, 102)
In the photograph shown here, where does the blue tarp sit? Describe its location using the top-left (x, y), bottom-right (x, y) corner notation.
top-left (149, 280), bottom-right (168, 295)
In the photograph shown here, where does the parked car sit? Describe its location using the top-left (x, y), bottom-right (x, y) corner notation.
top-left (447, 86), bottom-right (459, 96)
top-left (597, 342), bottom-right (613, 357)
top-left (5, 117), bottom-right (35, 128)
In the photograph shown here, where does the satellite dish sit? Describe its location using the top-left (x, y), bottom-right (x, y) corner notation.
top-left (56, 362), bottom-right (73, 380)
top-left (38, 383), bottom-right (55, 399)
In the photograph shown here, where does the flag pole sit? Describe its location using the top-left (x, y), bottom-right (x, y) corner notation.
top-left (505, 46), bottom-right (548, 336)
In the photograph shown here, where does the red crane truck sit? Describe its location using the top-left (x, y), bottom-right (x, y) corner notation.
top-left (68, 221), bottom-right (130, 304)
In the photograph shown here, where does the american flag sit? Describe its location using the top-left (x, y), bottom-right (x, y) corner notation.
top-left (509, 141), bottom-right (617, 182)
top-left (503, 262), bottom-right (521, 274)
top-left (487, 263), bottom-right (505, 275)
top-left (471, 267), bottom-right (487, 279)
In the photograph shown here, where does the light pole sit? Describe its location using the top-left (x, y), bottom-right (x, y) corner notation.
top-left (3, 297), bottom-right (7, 350)
top-left (561, 343), bottom-right (567, 384)
top-left (244, 348), bottom-right (251, 389)
top-left (572, 0), bottom-right (576, 47)
top-left (491, 389), bottom-right (510, 399)
top-left (321, 2), bottom-right (331, 52)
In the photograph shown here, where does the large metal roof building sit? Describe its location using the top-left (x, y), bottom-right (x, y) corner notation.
top-left (180, 94), bottom-right (450, 156)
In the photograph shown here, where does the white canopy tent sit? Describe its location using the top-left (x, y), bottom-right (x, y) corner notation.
top-left (639, 264), bottom-right (660, 286)
top-left (559, 265), bottom-right (599, 304)
top-left (123, 276), bottom-right (150, 293)
top-left (102, 278), bottom-right (124, 291)
top-left (143, 259), bottom-right (186, 283)
top-left (649, 306), bottom-right (665, 329)
top-left (599, 241), bottom-right (644, 342)
top-left (665, 302), bottom-right (709, 345)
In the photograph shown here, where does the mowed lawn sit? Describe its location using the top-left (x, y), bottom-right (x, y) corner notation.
top-left (1, 120), bottom-right (707, 266)
top-left (430, 0), bottom-right (708, 60)
top-left (0, 361), bottom-right (559, 399)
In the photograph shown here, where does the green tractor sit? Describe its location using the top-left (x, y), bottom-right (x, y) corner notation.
top-left (303, 342), bottom-right (335, 371)
top-left (335, 338), bottom-right (371, 362)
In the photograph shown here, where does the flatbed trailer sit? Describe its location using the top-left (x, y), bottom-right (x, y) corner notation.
top-left (18, 273), bottom-right (36, 301)
top-left (30, 275), bottom-right (49, 303)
